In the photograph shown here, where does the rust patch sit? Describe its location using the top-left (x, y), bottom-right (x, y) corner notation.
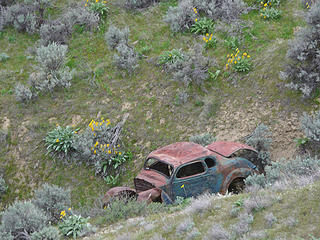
top-left (207, 141), bottom-right (257, 157)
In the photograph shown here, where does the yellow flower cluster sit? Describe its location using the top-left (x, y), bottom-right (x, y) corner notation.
top-left (91, 141), bottom-right (122, 156)
top-left (203, 33), bottom-right (213, 43)
top-left (260, 1), bottom-right (272, 18)
top-left (225, 48), bottom-right (250, 70)
top-left (60, 208), bottom-right (71, 219)
top-left (88, 118), bottom-right (110, 132)
top-left (306, 2), bottom-right (310, 8)
top-left (85, 0), bottom-right (107, 7)
top-left (193, 7), bottom-right (198, 22)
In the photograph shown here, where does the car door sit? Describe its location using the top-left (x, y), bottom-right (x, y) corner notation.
top-left (204, 157), bottom-right (223, 193)
top-left (171, 160), bottom-right (212, 200)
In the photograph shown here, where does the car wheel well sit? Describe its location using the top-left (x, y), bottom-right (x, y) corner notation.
top-left (228, 177), bottom-right (245, 194)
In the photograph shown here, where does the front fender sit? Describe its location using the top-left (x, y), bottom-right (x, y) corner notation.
top-left (220, 168), bottom-right (253, 194)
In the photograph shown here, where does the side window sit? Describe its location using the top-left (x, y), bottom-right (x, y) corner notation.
top-left (176, 162), bottom-right (205, 178)
top-left (205, 158), bottom-right (216, 168)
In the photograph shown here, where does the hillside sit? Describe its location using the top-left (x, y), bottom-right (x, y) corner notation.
top-left (0, 0), bottom-right (320, 238)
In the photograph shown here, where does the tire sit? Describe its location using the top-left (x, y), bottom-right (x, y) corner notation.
top-left (228, 178), bottom-right (245, 194)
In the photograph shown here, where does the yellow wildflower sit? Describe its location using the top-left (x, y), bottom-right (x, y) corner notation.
top-left (238, 57), bottom-right (240, 60)
top-left (203, 37), bottom-right (206, 41)
top-left (206, 40), bottom-right (208, 43)
top-left (108, 150), bottom-right (111, 154)
top-left (56, 139), bottom-right (59, 142)
top-left (261, 1), bottom-right (263, 4)
top-left (227, 54), bottom-right (230, 57)
top-left (85, 3), bottom-right (87, 6)
top-left (94, 150), bottom-right (96, 154)
top-left (209, 37), bottom-right (212, 41)
top-left (243, 52), bottom-right (247, 56)
top-left (119, 152), bottom-right (122, 155)
top-left (68, 208), bottom-right (71, 211)
top-left (107, 144), bottom-right (110, 147)
top-left (206, 33), bottom-right (209, 36)
top-left (235, 61), bottom-right (237, 64)
top-left (264, 3), bottom-right (267, 6)
top-left (181, 184), bottom-right (184, 188)
top-left (247, 55), bottom-right (251, 58)
top-left (195, 18), bottom-right (198, 22)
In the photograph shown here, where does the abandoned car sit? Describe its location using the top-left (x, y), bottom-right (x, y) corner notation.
top-left (103, 141), bottom-right (262, 205)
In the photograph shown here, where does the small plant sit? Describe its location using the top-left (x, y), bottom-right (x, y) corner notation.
top-left (226, 49), bottom-right (252, 72)
top-left (225, 36), bottom-right (240, 50)
top-left (260, 6), bottom-right (281, 20)
top-left (191, 17), bottom-right (214, 35)
top-left (31, 226), bottom-right (61, 240)
top-left (189, 133), bottom-right (215, 146)
top-left (159, 49), bottom-right (185, 65)
top-left (85, 0), bottom-right (109, 18)
top-left (295, 137), bottom-right (309, 147)
top-left (44, 125), bottom-right (77, 156)
top-left (264, 212), bottom-right (277, 228)
top-left (33, 184), bottom-right (71, 223)
top-left (300, 111), bottom-right (320, 142)
top-left (103, 174), bottom-right (119, 186)
top-left (208, 69), bottom-right (221, 81)
top-left (202, 33), bottom-right (217, 49)
top-left (39, 20), bottom-right (72, 46)
top-left (59, 212), bottom-right (89, 239)
top-left (0, 52), bottom-right (9, 62)
top-left (233, 198), bottom-right (244, 207)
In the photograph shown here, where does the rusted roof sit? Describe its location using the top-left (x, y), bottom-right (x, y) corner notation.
top-left (206, 141), bottom-right (257, 157)
top-left (147, 142), bottom-right (212, 168)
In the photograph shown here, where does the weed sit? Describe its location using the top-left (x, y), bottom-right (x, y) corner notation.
top-left (260, 7), bottom-right (281, 20)
top-left (300, 111), bottom-right (320, 142)
top-left (86, 0), bottom-right (109, 18)
top-left (231, 212), bottom-right (253, 237)
top-left (159, 49), bottom-right (185, 66)
top-left (184, 193), bottom-right (213, 215)
top-left (113, 43), bottom-right (139, 75)
top-left (191, 17), bottom-right (214, 35)
top-left (39, 20), bottom-right (72, 46)
top-left (14, 83), bottom-right (35, 103)
top-left (176, 218), bottom-right (195, 234)
top-left (264, 212), bottom-right (277, 228)
top-left (225, 36), bottom-right (241, 50)
top-left (204, 224), bottom-right (231, 240)
top-left (225, 49), bottom-right (252, 72)
top-left (0, 52), bottom-right (9, 62)
top-left (203, 33), bottom-right (217, 49)
top-left (58, 213), bottom-right (89, 239)
top-left (105, 25), bottom-right (129, 50)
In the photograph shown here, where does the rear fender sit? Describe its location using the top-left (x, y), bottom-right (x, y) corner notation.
top-left (220, 168), bottom-right (253, 194)
top-left (102, 187), bottom-right (138, 207)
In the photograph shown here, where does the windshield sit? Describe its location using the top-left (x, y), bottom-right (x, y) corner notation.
top-left (144, 158), bottom-right (173, 178)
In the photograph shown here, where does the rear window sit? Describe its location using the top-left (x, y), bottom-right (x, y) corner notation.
top-left (144, 158), bottom-right (173, 178)
top-left (176, 162), bottom-right (205, 178)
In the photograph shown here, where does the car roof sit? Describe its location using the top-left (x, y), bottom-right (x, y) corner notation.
top-left (206, 141), bottom-right (257, 157)
top-left (147, 142), bottom-right (213, 168)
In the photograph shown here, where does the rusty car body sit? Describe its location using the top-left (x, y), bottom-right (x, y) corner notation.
top-left (103, 141), bottom-right (261, 205)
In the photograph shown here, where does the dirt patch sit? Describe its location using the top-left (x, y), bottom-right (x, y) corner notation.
top-left (1, 117), bottom-right (10, 133)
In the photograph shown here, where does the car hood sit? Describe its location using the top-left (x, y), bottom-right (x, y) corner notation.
top-left (134, 169), bottom-right (168, 193)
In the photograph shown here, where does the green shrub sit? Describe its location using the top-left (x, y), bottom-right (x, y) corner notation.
top-left (44, 126), bottom-right (76, 157)
top-left (189, 133), bottom-right (215, 146)
top-left (1, 201), bottom-right (48, 238)
top-left (58, 214), bottom-right (89, 239)
top-left (0, 52), bottom-right (9, 62)
top-left (300, 111), bottom-right (320, 142)
top-left (102, 199), bottom-right (165, 224)
top-left (159, 49), bottom-right (185, 66)
top-left (33, 184), bottom-right (71, 223)
top-left (226, 50), bottom-right (252, 72)
top-left (202, 33), bottom-right (217, 49)
top-left (260, 7), bottom-right (281, 20)
top-left (190, 17), bottom-right (214, 35)
top-left (31, 226), bottom-right (61, 240)
top-left (87, 0), bottom-right (109, 18)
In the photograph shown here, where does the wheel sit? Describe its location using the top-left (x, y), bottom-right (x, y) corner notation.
top-left (228, 178), bottom-right (245, 194)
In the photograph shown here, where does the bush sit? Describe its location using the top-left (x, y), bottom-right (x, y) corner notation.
top-left (184, 193), bottom-right (213, 215)
top-left (33, 184), bottom-right (71, 223)
top-left (264, 212), bottom-right (277, 228)
top-left (14, 83), bottom-right (35, 103)
top-left (86, 0), bottom-right (109, 18)
top-left (190, 17), bottom-right (214, 34)
top-left (189, 133), bottom-right (215, 146)
top-left (113, 43), bottom-right (139, 75)
top-left (44, 126), bottom-right (76, 157)
top-left (202, 33), bottom-right (217, 49)
top-left (0, 176), bottom-right (8, 196)
top-left (2, 201), bottom-right (48, 238)
top-left (31, 226), bottom-right (61, 240)
top-left (62, 2), bottom-right (99, 31)
top-left (29, 43), bottom-right (72, 93)
top-left (163, 0), bottom-right (197, 32)
top-left (0, 229), bottom-right (14, 240)
top-left (204, 224), bottom-right (231, 240)
top-left (39, 20), bottom-right (72, 46)
top-left (125, 0), bottom-right (159, 9)
top-left (102, 198), bottom-right (165, 224)
top-left (23, 0), bottom-right (55, 24)
top-left (260, 7), bottom-right (281, 20)
top-left (0, 52), bottom-right (9, 62)
top-left (105, 25), bottom-right (129, 50)
top-left (281, 1), bottom-right (320, 97)
top-left (172, 45), bottom-right (211, 86)
top-left (230, 213), bottom-right (253, 237)
top-left (300, 111), bottom-right (320, 142)
top-left (193, 0), bottom-right (248, 23)
top-left (72, 117), bottom-right (130, 178)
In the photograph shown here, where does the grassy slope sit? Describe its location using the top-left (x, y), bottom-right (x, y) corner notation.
top-left (86, 181), bottom-right (320, 240)
top-left (0, 0), bottom-right (318, 210)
